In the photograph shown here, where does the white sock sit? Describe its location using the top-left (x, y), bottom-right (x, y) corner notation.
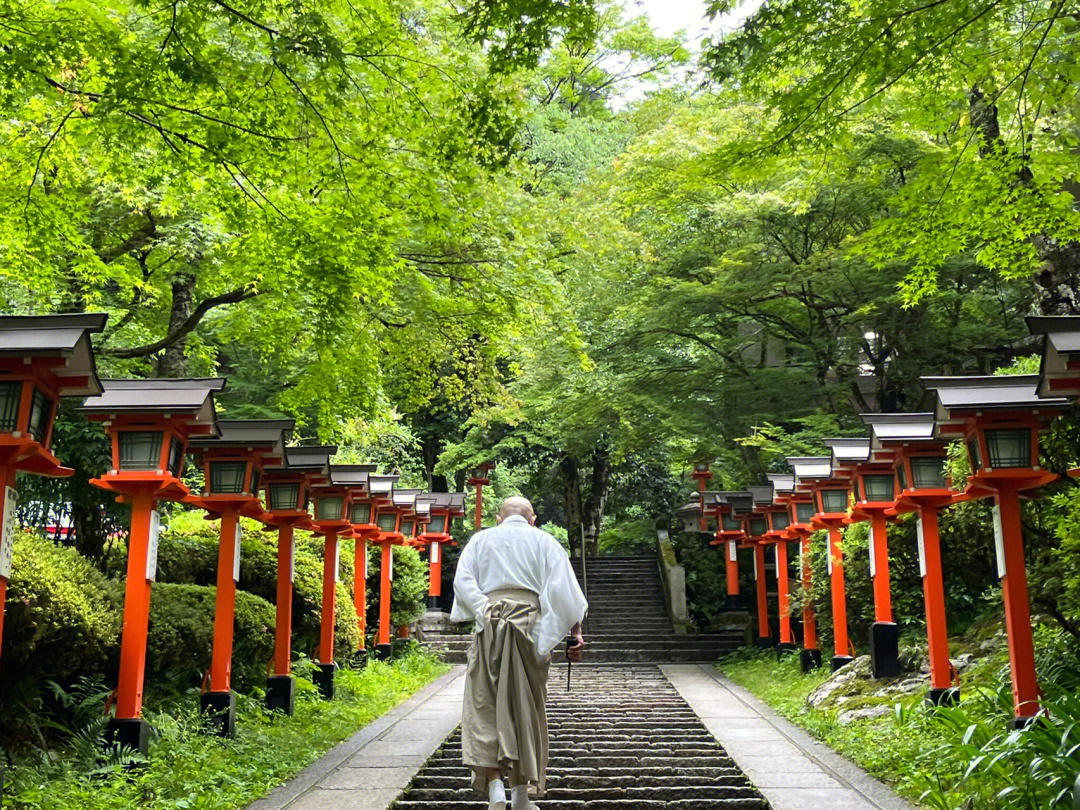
top-left (488, 778), bottom-right (506, 809)
top-left (511, 785), bottom-right (535, 810)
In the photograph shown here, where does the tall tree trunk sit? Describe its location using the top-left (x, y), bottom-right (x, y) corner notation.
top-left (583, 446), bottom-right (610, 557)
top-left (560, 454), bottom-right (585, 558)
top-left (421, 434), bottom-right (449, 492)
top-left (157, 271), bottom-right (196, 377)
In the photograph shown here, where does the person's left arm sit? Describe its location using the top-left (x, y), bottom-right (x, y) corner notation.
top-left (533, 537), bottom-right (588, 656)
top-left (450, 537), bottom-right (488, 627)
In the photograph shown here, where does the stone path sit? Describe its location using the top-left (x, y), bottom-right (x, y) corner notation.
top-left (662, 664), bottom-right (918, 810)
top-left (249, 662), bottom-right (918, 810)
top-left (248, 666), bottom-right (466, 810)
top-left (394, 664), bottom-right (767, 808)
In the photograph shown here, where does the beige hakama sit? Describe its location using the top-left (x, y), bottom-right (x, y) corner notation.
top-left (461, 588), bottom-right (552, 795)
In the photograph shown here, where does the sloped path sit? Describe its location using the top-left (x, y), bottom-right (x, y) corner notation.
top-left (663, 664), bottom-right (918, 810)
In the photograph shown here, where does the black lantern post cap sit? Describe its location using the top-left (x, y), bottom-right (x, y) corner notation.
top-left (328, 463), bottom-right (379, 487)
top-left (189, 419), bottom-right (293, 453)
top-left (822, 437), bottom-right (871, 467)
top-left (747, 484), bottom-right (775, 507)
top-left (726, 491), bottom-right (755, 518)
top-left (786, 456), bottom-right (833, 486)
top-left (283, 445), bottom-right (338, 472)
top-left (860, 412), bottom-right (937, 445)
top-left (765, 474), bottom-right (795, 495)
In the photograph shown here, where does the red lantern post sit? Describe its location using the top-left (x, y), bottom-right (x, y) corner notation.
top-left (414, 492), bottom-right (466, 612)
top-left (260, 445), bottom-right (334, 714)
top-left (83, 376), bottom-right (225, 752)
top-left (763, 477), bottom-right (797, 655)
top-left (783, 481), bottom-right (822, 672)
top-left (706, 492), bottom-right (747, 611)
top-left (340, 466), bottom-right (381, 660)
top-left (925, 375), bottom-right (1066, 724)
top-left (825, 437), bottom-right (903, 679)
top-left (691, 463), bottom-right (712, 530)
top-left (862, 412), bottom-right (959, 705)
top-left (1028, 316), bottom-right (1080, 476)
top-left (791, 456), bottom-right (853, 671)
top-left (0, 314), bottom-right (106, 681)
top-left (468, 462), bottom-right (493, 530)
top-left (187, 420), bottom-right (292, 733)
top-left (366, 474), bottom-right (403, 659)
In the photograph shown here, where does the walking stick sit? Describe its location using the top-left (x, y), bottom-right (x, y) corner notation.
top-left (566, 633), bottom-right (574, 692)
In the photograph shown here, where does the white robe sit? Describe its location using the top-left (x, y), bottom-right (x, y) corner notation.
top-left (451, 515), bottom-right (588, 656)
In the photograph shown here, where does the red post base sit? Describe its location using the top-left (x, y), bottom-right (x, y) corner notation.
top-left (870, 513), bottom-right (893, 624)
top-left (377, 542), bottom-right (392, 655)
top-left (273, 524), bottom-right (294, 677)
top-left (828, 524), bottom-right (851, 662)
top-left (918, 507), bottom-right (953, 693)
top-left (996, 488), bottom-right (1040, 720)
top-left (354, 536), bottom-right (367, 652)
top-left (209, 510), bottom-right (240, 694)
top-left (754, 544), bottom-right (769, 642)
top-left (115, 492), bottom-right (158, 720)
top-left (776, 541), bottom-right (793, 645)
top-left (319, 532), bottom-right (338, 666)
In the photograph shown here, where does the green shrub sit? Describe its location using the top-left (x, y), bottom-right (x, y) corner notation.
top-left (2, 531), bottom-right (121, 682)
top-left (146, 583), bottom-right (276, 692)
top-left (599, 518), bottom-right (656, 556)
top-left (364, 544), bottom-right (428, 635)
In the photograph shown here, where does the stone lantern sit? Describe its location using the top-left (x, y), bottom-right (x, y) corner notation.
top-left (861, 412), bottom-right (959, 705)
top-left (824, 436), bottom-right (902, 679)
top-left (467, 462), bottom-right (494, 529)
top-left (789, 455), bottom-right (853, 671)
top-left (0, 313), bottom-right (106, 680)
top-left (260, 445), bottom-right (334, 715)
top-left (676, 500), bottom-right (705, 534)
top-left (82, 376), bottom-right (224, 752)
top-left (925, 374), bottom-right (1067, 724)
top-left (415, 492), bottom-right (466, 612)
top-left (187, 419), bottom-right (293, 732)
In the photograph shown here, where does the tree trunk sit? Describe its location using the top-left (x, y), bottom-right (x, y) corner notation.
top-left (583, 447), bottom-right (610, 557)
top-left (157, 271), bottom-right (196, 377)
top-left (421, 434), bottom-right (449, 492)
top-left (560, 454), bottom-right (585, 558)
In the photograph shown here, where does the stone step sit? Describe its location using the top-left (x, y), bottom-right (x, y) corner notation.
top-left (394, 665), bottom-right (766, 810)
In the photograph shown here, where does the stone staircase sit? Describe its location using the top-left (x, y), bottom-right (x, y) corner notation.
top-left (420, 554), bottom-right (744, 664)
top-left (573, 556), bottom-right (744, 663)
top-left (391, 665), bottom-right (767, 809)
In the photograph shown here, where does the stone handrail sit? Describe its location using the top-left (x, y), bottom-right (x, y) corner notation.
top-left (655, 528), bottom-right (690, 635)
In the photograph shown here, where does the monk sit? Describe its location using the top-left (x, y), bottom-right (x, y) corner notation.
top-left (451, 496), bottom-right (587, 810)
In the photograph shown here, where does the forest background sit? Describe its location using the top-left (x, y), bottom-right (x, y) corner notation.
top-left (2, 0), bottom-right (1080, 796)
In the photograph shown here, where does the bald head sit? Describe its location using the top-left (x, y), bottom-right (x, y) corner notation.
top-left (497, 496), bottom-right (536, 524)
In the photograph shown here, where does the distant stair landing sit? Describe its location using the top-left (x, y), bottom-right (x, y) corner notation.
top-left (571, 555), bottom-right (744, 663)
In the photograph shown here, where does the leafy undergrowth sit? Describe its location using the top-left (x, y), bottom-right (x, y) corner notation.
top-left (7, 650), bottom-right (450, 810)
top-left (720, 623), bottom-right (1080, 809)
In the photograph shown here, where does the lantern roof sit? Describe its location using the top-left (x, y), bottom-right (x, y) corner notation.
top-left (1026, 316), bottom-right (1080, 398)
top-left (860, 413), bottom-right (937, 445)
top-left (922, 374), bottom-right (1069, 419)
top-left (81, 378), bottom-right (224, 428)
top-left (765, 473), bottom-right (795, 493)
top-left (188, 419), bottom-right (293, 452)
top-left (418, 491), bottom-right (467, 513)
top-left (391, 487), bottom-right (423, 509)
top-left (280, 444), bottom-right (336, 472)
top-left (676, 502), bottom-right (700, 519)
top-left (368, 474), bottom-right (399, 495)
top-left (727, 491), bottom-right (755, 516)
top-left (328, 463), bottom-right (379, 486)
top-left (414, 498), bottom-right (431, 517)
top-left (0, 313), bottom-right (107, 396)
top-left (747, 484), bottom-right (774, 506)
top-left (822, 437), bottom-right (871, 465)
top-left (787, 456), bottom-right (832, 482)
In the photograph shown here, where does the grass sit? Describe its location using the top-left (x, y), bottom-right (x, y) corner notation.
top-left (6, 649), bottom-right (451, 810)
